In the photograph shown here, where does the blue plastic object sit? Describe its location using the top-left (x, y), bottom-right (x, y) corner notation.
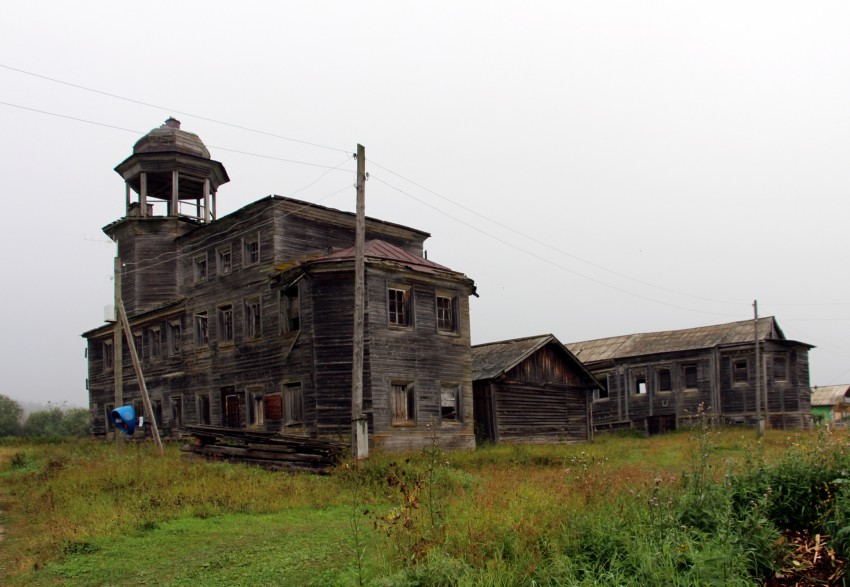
top-left (111, 405), bottom-right (136, 435)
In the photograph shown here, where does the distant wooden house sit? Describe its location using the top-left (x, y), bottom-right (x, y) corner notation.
top-left (472, 334), bottom-right (601, 443)
top-left (811, 385), bottom-right (850, 426)
top-left (83, 119), bottom-right (476, 452)
top-left (566, 317), bottom-right (814, 433)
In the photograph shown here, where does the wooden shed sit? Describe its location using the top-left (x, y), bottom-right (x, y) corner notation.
top-left (472, 334), bottom-right (601, 444)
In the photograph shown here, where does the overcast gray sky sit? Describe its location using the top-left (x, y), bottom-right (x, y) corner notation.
top-left (2, 1), bottom-right (849, 406)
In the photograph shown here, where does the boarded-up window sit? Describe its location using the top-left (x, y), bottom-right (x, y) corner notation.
top-left (218, 305), bottom-right (234, 342)
top-left (657, 368), bottom-right (672, 392)
top-left (773, 356), bottom-right (787, 381)
top-left (683, 364), bottom-right (698, 389)
top-left (283, 383), bottom-right (303, 425)
top-left (264, 395), bottom-right (284, 420)
top-left (441, 384), bottom-right (460, 422)
top-left (391, 382), bottom-right (415, 424)
top-left (388, 287), bottom-right (411, 326)
top-left (733, 359), bottom-right (748, 383)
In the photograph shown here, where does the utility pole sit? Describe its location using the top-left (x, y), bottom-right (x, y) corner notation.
top-left (114, 256), bottom-right (123, 446)
top-left (351, 144), bottom-right (368, 460)
top-left (117, 299), bottom-right (163, 455)
top-left (754, 300), bottom-right (764, 437)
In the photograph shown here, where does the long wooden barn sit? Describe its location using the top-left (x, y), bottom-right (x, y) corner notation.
top-left (83, 119), bottom-right (476, 452)
top-left (472, 334), bottom-right (601, 443)
top-left (566, 317), bottom-right (814, 433)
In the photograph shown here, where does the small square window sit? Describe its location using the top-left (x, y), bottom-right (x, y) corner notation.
top-left (391, 382), bottom-right (415, 424)
top-left (194, 254), bottom-right (208, 283)
top-left (436, 292), bottom-right (458, 333)
top-left (218, 305), bottom-right (234, 343)
top-left (243, 234), bottom-right (260, 266)
top-left (217, 246), bottom-right (232, 276)
top-left (194, 312), bottom-right (209, 347)
top-left (388, 286), bottom-right (411, 327)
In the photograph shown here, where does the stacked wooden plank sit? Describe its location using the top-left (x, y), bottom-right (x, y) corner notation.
top-left (179, 425), bottom-right (345, 474)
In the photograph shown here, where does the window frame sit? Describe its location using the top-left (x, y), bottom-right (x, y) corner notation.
top-left (103, 340), bottom-right (114, 371)
top-left (194, 312), bottom-right (209, 348)
top-left (732, 358), bottom-right (748, 384)
top-left (242, 233), bottom-right (260, 267)
top-left (773, 356), bottom-right (788, 381)
top-left (388, 285), bottom-right (413, 328)
top-left (682, 363), bottom-right (698, 390)
top-left (196, 393), bottom-right (212, 425)
top-left (217, 304), bottom-right (234, 344)
top-left (149, 326), bottom-right (162, 360)
top-left (633, 372), bottom-right (647, 395)
top-left (391, 381), bottom-right (416, 425)
top-left (167, 318), bottom-right (182, 355)
top-left (435, 290), bottom-right (459, 334)
top-left (217, 245), bottom-right (232, 276)
top-left (193, 253), bottom-right (208, 284)
top-left (244, 297), bottom-right (262, 340)
top-left (593, 374), bottom-right (610, 402)
top-left (657, 367), bottom-right (672, 393)
top-left (279, 286), bottom-right (300, 334)
top-left (440, 383), bottom-right (461, 423)
top-left (282, 382), bottom-right (304, 426)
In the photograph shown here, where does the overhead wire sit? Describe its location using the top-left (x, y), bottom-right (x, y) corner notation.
top-left (0, 63), bottom-right (349, 154)
top-left (369, 173), bottom-right (744, 319)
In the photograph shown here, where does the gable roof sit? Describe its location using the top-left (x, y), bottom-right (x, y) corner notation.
top-left (472, 334), bottom-right (598, 386)
top-left (811, 385), bottom-right (850, 407)
top-left (566, 317), bottom-right (799, 364)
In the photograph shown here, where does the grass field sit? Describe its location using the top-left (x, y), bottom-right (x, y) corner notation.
top-left (1, 424), bottom-right (848, 586)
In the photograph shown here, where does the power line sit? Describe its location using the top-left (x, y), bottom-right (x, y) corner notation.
top-left (370, 158), bottom-right (743, 307)
top-left (0, 63), bottom-right (349, 154)
top-left (370, 173), bottom-right (744, 319)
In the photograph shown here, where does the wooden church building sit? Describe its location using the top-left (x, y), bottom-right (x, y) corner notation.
top-left (83, 119), bottom-right (477, 452)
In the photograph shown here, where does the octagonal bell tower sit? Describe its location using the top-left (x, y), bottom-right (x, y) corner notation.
top-left (105, 119), bottom-right (229, 314)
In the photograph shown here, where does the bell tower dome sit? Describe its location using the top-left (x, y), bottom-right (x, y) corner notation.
top-left (114, 117), bottom-right (229, 223)
top-left (105, 120), bottom-right (229, 315)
